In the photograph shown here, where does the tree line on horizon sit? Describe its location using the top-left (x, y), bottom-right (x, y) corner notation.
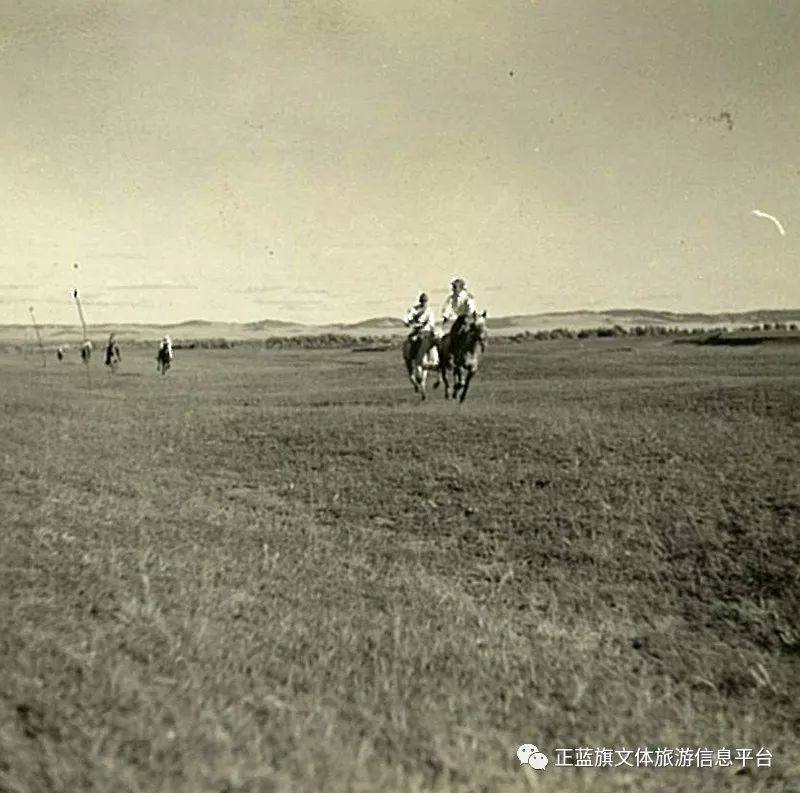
top-left (133, 321), bottom-right (800, 349)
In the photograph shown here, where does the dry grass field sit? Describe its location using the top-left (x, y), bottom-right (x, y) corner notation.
top-left (1, 338), bottom-right (799, 792)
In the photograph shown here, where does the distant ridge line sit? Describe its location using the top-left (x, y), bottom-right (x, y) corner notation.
top-left (1, 308), bottom-right (799, 337)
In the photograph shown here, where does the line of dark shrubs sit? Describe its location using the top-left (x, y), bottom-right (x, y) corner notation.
top-left (10, 322), bottom-right (797, 356)
top-left (173, 334), bottom-right (401, 351)
top-left (180, 323), bottom-right (798, 350)
top-left (502, 322), bottom-right (798, 344)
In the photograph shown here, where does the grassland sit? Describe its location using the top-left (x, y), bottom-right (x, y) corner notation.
top-left (1, 338), bottom-right (798, 792)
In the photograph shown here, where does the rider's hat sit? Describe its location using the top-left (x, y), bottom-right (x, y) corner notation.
top-left (418, 292), bottom-right (428, 303)
top-left (450, 277), bottom-right (465, 289)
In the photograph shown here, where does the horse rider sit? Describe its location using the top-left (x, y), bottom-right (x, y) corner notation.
top-left (404, 292), bottom-right (438, 364)
top-left (440, 277), bottom-right (478, 360)
top-left (157, 335), bottom-right (173, 365)
top-left (80, 339), bottom-right (93, 363)
top-left (156, 336), bottom-right (172, 369)
top-left (105, 333), bottom-right (120, 367)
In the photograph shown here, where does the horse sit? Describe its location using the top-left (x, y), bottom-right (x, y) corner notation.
top-left (402, 331), bottom-right (440, 400)
top-left (156, 343), bottom-right (173, 375)
top-left (105, 336), bottom-right (122, 372)
top-left (437, 311), bottom-right (488, 403)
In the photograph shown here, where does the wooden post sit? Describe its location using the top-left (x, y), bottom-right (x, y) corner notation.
top-left (28, 306), bottom-right (47, 368)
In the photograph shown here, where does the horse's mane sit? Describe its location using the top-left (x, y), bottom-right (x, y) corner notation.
top-left (461, 315), bottom-right (487, 356)
top-left (466, 313), bottom-right (487, 336)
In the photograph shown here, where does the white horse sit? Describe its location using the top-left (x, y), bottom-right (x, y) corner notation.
top-left (402, 332), bottom-right (440, 400)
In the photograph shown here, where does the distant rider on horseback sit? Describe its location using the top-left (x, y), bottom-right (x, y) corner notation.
top-left (440, 277), bottom-right (477, 362)
top-left (404, 292), bottom-right (438, 366)
top-left (157, 335), bottom-right (173, 371)
top-left (105, 333), bottom-right (121, 369)
top-left (80, 339), bottom-right (93, 363)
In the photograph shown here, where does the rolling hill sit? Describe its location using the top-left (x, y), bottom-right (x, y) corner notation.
top-left (1, 308), bottom-right (798, 346)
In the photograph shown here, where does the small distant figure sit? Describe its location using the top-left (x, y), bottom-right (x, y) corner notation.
top-left (105, 333), bottom-right (122, 372)
top-left (80, 340), bottom-right (93, 364)
top-left (712, 110), bottom-right (734, 131)
top-left (56, 346), bottom-right (64, 362)
top-left (156, 335), bottom-right (173, 375)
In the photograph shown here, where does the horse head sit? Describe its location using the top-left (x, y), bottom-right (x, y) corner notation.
top-left (468, 310), bottom-right (488, 353)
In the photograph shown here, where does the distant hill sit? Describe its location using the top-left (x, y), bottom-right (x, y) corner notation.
top-left (482, 308), bottom-right (800, 334)
top-left (602, 308), bottom-right (800, 324)
top-left (1, 308), bottom-right (798, 346)
top-left (330, 317), bottom-right (404, 330)
top-left (243, 319), bottom-right (308, 331)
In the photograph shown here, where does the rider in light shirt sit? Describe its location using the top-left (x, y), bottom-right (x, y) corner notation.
top-left (440, 277), bottom-right (477, 327)
top-left (404, 292), bottom-right (438, 365)
top-left (405, 293), bottom-right (435, 333)
top-left (159, 336), bottom-right (173, 359)
top-left (441, 277), bottom-right (478, 359)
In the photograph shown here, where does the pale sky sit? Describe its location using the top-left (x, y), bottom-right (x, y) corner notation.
top-left (2, 0), bottom-right (798, 325)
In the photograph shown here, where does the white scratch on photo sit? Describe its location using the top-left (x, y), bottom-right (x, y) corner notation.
top-left (752, 210), bottom-right (786, 236)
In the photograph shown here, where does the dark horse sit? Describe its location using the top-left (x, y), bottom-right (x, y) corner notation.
top-left (105, 335), bottom-right (122, 372)
top-left (156, 343), bottom-right (172, 375)
top-left (437, 311), bottom-right (488, 403)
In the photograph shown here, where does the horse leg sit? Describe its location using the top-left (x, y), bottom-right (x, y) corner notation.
top-left (459, 367), bottom-right (474, 403)
top-left (428, 348), bottom-right (441, 390)
top-left (410, 360), bottom-right (423, 397)
top-left (404, 351), bottom-right (418, 392)
top-left (440, 366), bottom-right (451, 399)
top-left (429, 350), bottom-right (441, 389)
top-left (417, 341), bottom-right (432, 399)
top-left (452, 366), bottom-right (462, 399)
top-left (418, 366), bottom-right (427, 400)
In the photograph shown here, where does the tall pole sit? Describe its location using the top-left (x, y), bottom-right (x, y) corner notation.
top-left (28, 306), bottom-right (47, 368)
top-left (73, 288), bottom-right (92, 387)
top-left (73, 288), bottom-right (88, 342)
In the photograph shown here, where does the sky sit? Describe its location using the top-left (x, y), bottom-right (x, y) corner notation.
top-left (1, 0), bottom-right (798, 325)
